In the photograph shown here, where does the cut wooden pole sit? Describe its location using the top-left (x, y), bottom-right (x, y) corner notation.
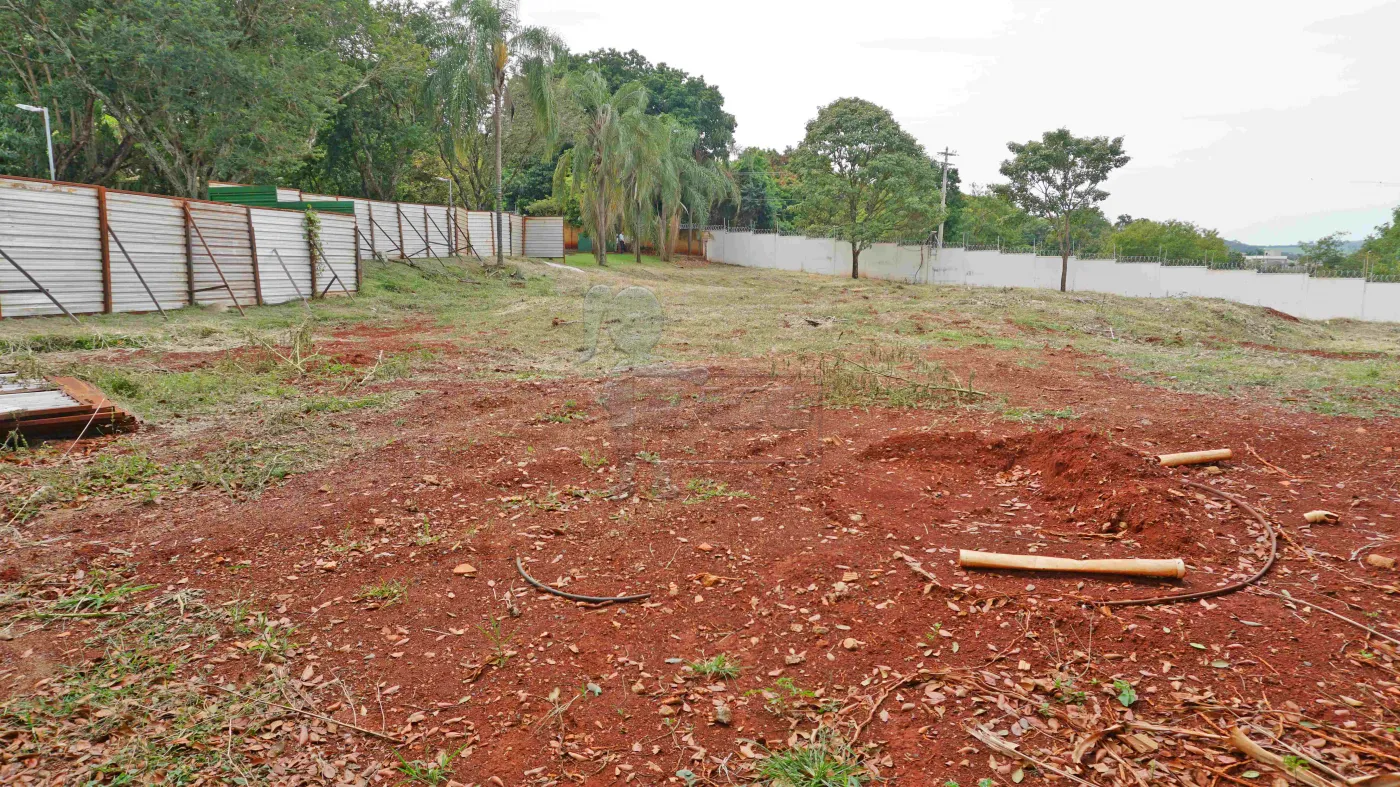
top-left (1158, 448), bottom-right (1232, 467)
top-left (959, 549), bottom-right (1186, 579)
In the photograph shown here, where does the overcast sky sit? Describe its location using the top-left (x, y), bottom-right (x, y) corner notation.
top-left (522, 0), bottom-right (1399, 246)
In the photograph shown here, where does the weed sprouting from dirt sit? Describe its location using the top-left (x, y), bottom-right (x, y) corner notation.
top-left (747, 677), bottom-right (839, 718)
top-left (244, 319), bottom-right (321, 377)
top-left (396, 746), bottom-right (466, 785)
top-left (535, 399), bottom-right (589, 423)
top-left (412, 518), bottom-right (444, 546)
top-left (687, 653), bottom-right (741, 680)
top-left (682, 478), bottom-right (752, 504)
top-left (579, 449), bottom-right (609, 469)
top-left (477, 615), bottom-right (515, 668)
top-left (245, 612), bottom-right (300, 663)
top-left (356, 579), bottom-right (408, 606)
top-left (754, 730), bottom-right (869, 787)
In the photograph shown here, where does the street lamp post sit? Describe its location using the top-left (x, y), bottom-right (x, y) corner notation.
top-left (14, 104), bottom-right (55, 181)
top-left (435, 176), bottom-right (453, 209)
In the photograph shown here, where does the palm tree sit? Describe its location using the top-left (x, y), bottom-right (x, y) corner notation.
top-left (654, 119), bottom-right (735, 261)
top-left (619, 114), bottom-right (667, 263)
top-left (554, 72), bottom-right (648, 266)
top-left (430, 0), bottom-right (561, 266)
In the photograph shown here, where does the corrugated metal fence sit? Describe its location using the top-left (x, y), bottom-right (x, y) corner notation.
top-left (2, 177), bottom-right (567, 320)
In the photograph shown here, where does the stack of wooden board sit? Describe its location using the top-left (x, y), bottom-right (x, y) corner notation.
top-left (1, 374), bottom-right (137, 441)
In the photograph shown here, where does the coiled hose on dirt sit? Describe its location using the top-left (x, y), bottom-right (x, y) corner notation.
top-left (1094, 479), bottom-right (1277, 607)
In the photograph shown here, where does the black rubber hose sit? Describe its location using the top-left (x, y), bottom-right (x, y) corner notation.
top-left (1093, 479), bottom-right (1277, 608)
top-left (515, 557), bottom-right (652, 605)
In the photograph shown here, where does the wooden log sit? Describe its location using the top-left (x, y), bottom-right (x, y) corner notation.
top-left (1158, 448), bottom-right (1232, 467)
top-left (959, 549), bottom-right (1186, 579)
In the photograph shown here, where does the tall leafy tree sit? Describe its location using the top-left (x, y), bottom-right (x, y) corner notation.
top-left (562, 48), bottom-right (734, 159)
top-left (2, 0), bottom-right (356, 196)
top-left (618, 113), bottom-right (665, 263)
top-left (282, 0), bottom-right (441, 200)
top-left (789, 98), bottom-right (943, 279)
top-left (997, 128), bottom-right (1130, 291)
top-left (1299, 232), bottom-right (1352, 268)
top-left (553, 72), bottom-right (648, 266)
top-left (956, 186), bottom-right (1049, 248)
top-left (653, 117), bottom-right (733, 260)
top-left (429, 0), bottom-right (561, 266)
top-left (716, 147), bottom-right (791, 231)
top-left (1111, 218), bottom-right (1236, 262)
top-left (1355, 206), bottom-right (1400, 275)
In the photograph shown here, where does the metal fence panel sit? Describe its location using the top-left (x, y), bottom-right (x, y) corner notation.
top-left (0, 177), bottom-right (103, 317)
top-left (106, 191), bottom-right (190, 312)
top-left (250, 207), bottom-right (311, 305)
top-left (424, 205), bottom-right (452, 257)
top-left (368, 201), bottom-right (402, 258)
top-left (188, 201), bottom-right (257, 308)
top-left (399, 204), bottom-right (430, 258)
top-left (276, 188), bottom-right (301, 202)
top-left (453, 208), bottom-right (471, 255)
top-left (318, 213), bottom-right (358, 296)
top-left (524, 216), bottom-right (564, 259)
top-left (466, 211), bottom-right (495, 258)
top-left (351, 200), bottom-right (373, 258)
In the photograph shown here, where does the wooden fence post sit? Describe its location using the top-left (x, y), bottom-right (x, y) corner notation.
top-left (354, 217), bottom-right (363, 289)
top-left (246, 206), bottom-right (264, 306)
top-left (397, 206), bottom-right (406, 259)
top-left (184, 199), bottom-right (196, 306)
top-left (96, 186), bottom-right (112, 313)
top-left (307, 212), bottom-right (319, 297)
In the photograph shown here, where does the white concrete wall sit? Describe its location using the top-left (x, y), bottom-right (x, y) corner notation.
top-left (706, 229), bottom-right (1395, 323)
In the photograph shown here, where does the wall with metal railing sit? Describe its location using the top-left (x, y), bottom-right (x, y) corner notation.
top-left (704, 228), bottom-right (1400, 323)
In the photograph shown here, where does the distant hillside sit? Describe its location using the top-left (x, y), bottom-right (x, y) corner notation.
top-left (1225, 239), bottom-right (1365, 257)
top-left (1224, 239), bottom-right (1263, 255)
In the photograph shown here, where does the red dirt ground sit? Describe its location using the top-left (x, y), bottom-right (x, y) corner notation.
top-left (3, 333), bottom-right (1398, 786)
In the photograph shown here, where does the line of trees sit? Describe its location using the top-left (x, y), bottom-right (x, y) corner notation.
top-left (0, 0), bottom-right (739, 264)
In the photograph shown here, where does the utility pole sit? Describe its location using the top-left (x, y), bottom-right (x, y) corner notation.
top-left (934, 147), bottom-right (958, 284)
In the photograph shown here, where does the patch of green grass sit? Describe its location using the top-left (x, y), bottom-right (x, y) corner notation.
top-left (535, 399), bottom-right (588, 423)
top-left (682, 478), bottom-right (752, 504)
top-left (0, 586), bottom-right (295, 783)
top-left (1001, 406), bottom-right (1079, 423)
top-left (1112, 345), bottom-right (1400, 417)
top-left (579, 449), bottom-right (609, 469)
top-left (687, 653), bottom-right (740, 680)
top-left (756, 731), bottom-right (868, 787)
top-left (815, 349), bottom-right (981, 409)
top-left (355, 579), bottom-right (408, 606)
top-left (297, 392), bottom-right (396, 414)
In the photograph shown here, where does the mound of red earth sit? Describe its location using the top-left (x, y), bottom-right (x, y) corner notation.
top-left (858, 428), bottom-right (1215, 560)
